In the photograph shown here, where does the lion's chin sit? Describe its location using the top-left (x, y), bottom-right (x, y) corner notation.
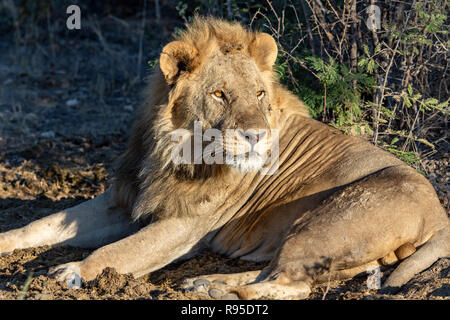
top-left (226, 152), bottom-right (266, 173)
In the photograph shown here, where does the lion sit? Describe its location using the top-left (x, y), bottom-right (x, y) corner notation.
top-left (0, 16), bottom-right (448, 300)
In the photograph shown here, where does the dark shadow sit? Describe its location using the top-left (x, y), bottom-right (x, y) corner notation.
top-left (0, 182), bottom-right (382, 289)
top-left (0, 183), bottom-right (447, 299)
top-left (430, 284), bottom-right (450, 298)
top-left (0, 196), bottom-right (86, 231)
top-left (439, 265), bottom-right (449, 279)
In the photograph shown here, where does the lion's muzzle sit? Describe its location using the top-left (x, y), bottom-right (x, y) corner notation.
top-left (223, 128), bottom-right (274, 173)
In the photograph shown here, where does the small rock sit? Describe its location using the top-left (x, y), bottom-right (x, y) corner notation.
top-left (132, 284), bottom-right (149, 296)
top-left (34, 293), bottom-right (52, 300)
top-left (40, 131), bottom-right (55, 138)
top-left (208, 288), bottom-right (223, 299)
top-left (193, 279), bottom-right (210, 288)
top-left (124, 105), bottom-right (134, 112)
top-left (93, 267), bottom-right (128, 295)
top-left (66, 99), bottom-right (79, 107)
top-left (220, 293), bottom-right (240, 300)
top-left (3, 78), bottom-right (13, 85)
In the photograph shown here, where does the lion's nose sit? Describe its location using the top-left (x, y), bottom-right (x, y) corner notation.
top-left (238, 129), bottom-right (267, 146)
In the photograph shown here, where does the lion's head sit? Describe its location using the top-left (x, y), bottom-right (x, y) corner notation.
top-left (150, 16), bottom-right (281, 175)
top-left (114, 16), bottom-right (309, 219)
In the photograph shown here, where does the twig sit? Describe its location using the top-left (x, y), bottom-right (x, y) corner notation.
top-left (18, 272), bottom-right (34, 300)
top-left (226, 0), bottom-right (232, 19)
top-left (137, 0), bottom-right (148, 80)
top-left (300, 0), bottom-right (316, 56)
top-left (373, 0), bottom-right (417, 144)
top-left (155, 0), bottom-right (161, 21)
top-left (321, 266), bottom-right (332, 300)
top-left (107, 14), bottom-right (130, 28)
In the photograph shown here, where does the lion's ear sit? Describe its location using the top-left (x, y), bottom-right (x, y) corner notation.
top-left (159, 41), bottom-right (198, 85)
top-left (249, 33), bottom-right (278, 71)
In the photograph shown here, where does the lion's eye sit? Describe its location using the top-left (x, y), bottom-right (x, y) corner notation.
top-left (257, 90), bottom-right (265, 100)
top-left (212, 90), bottom-right (225, 99)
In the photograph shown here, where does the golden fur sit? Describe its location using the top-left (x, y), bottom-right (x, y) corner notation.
top-left (1, 16), bottom-right (448, 299)
top-left (113, 16), bottom-right (309, 221)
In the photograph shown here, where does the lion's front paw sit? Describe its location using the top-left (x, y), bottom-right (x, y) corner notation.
top-left (182, 274), bottom-right (311, 300)
top-left (182, 276), bottom-right (240, 300)
top-left (48, 262), bottom-right (83, 289)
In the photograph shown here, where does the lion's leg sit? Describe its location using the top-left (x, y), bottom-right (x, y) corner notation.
top-left (181, 268), bottom-right (311, 299)
top-left (230, 166), bottom-right (448, 299)
top-left (382, 225), bottom-right (450, 290)
top-left (49, 217), bottom-right (207, 284)
top-left (182, 270), bottom-right (265, 298)
top-left (183, 270), bottom-right (264, 288)
top-left (205, 262), bottom-right (377, 299)
top-left (0, 188), bottom-right (139, 255)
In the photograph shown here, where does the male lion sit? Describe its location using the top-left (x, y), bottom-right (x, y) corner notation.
top-left (0, 17), bottom-right (448, 299)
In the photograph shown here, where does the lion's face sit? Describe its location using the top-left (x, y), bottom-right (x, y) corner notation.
top-left (159, 32), bottom-right (278, 173)
top-left (177, 51), bottom-right (273, 172)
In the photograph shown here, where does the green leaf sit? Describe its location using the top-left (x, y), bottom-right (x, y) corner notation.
top-left (363, 44), bottom-right (370, 56)
top-left (425, 98), bottom-right (438, 105)
top-left (416, 169), bottom-right (425, 176)
top-left (367, 60), bottom-right (375, 73)
top-left (404, 96), bottom-right (412, 107)
top-left (358, 58), bottom-right (367, 67)
top-left (417, 138), bottom-right (435, 148)
top-left (407, 84), bottom-right (413, 96)
top-left (374, 45), bottom-right (381, 54)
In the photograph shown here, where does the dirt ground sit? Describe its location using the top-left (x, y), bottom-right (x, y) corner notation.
top-left (0, 8), bottom-right (448, 300)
